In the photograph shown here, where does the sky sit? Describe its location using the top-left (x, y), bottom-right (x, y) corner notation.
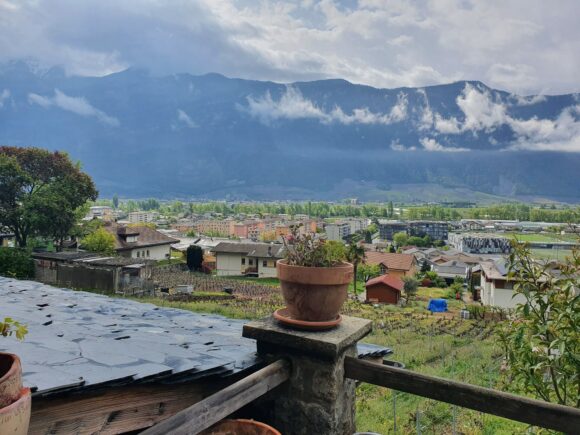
top-left (0, 0), bottom-right (578, 95)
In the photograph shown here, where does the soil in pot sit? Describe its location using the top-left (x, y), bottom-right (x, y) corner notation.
top-left (277, 260), bottom-right (353, 322)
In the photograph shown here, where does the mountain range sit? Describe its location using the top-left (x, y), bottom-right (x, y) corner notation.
top-left (1, 60), bottom-right (579, 202)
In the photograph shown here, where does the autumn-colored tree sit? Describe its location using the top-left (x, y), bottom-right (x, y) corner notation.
top-left (0, 146), bottom-right (98, 247)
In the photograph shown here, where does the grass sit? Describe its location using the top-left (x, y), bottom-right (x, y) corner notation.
top-left (129, 284), bottom-right (538, 434)
top-left (530, 248), bottom-right (574, 261)
top-left (226, 276), bottom-right (281, 287)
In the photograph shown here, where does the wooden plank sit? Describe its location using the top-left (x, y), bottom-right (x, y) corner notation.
top-left (29, 378), bottom-right (231, 435)
top-left (344, 356), bottom-right (580, 433)
top-left (142, 359), bottom-right (291, 435)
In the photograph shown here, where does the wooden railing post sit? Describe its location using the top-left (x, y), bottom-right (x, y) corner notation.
top-left (243, 315), bottom-right (372, 435)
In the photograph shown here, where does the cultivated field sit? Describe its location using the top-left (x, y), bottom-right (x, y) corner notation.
top-left (135, 276), bottom-right (533, 434)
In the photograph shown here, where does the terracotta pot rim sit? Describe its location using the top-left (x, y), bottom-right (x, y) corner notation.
top-left (276, 259), bottom-right (353, 269)
top-left (0, 353), bottom-right (19, 385)
top-left (211, 419), bottom-right (281, 435)
top-left (0, 388), bottom-right (30, 414)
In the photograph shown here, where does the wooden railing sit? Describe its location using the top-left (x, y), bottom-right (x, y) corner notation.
top-left (141, 359), bottom-right (290, 435)
top-left (345, 356), bottom-right (580, 433)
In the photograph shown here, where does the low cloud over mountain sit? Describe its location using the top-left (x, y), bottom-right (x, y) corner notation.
top-left (1, 61), bottom-right (579, 201)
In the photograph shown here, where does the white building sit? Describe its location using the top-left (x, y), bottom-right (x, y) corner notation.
top-left (449, 233), bottom-right (511, 254)
top-left (479, 260), bottom-right (526, 309)
top-left (85, 206), bottom-right (114, 221)
top-left (325, 222), bottom-right (351, 242)
top-left (212, 242), bottom-right (285, 278)
top-left (101, 225), bottom-right (178, 261)
top-left (128, 211), bottom-right (159, 224)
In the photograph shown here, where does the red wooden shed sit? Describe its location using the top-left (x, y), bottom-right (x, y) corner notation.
top-left (365, 274), bottom-right (404, 305)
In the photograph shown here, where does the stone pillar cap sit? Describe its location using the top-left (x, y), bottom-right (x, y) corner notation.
top-left (243, 315), bottom-right (372, 359)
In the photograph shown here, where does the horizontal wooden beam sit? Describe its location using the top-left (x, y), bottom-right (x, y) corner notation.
top-left (344, 356), bottom-right (580, 433)
top-left (30, 381), bottom-right (212, 435)
top-left (142, 359), bottom-right (291, 435)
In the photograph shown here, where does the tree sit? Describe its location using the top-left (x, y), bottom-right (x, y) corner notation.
top-left (357, 263), bottom-right (381, 282)
top-left (393, 231), bottom-right (408, 248)
top-left (388, 201), bottom-right (394, 218)
top-left (81, 228), bottom-right (116, 255)
top-left (346, 242), bottom-right (366, 294)
top-left (497, 241), bottom-right (579, 407)
top-left (186, 245), bottom-right (204, 271)
top-left (112, 194), bottom-right (119, 209)
top-left (402, 276), bottom-right (419, 303)
top-left (0, 247), bottom-right (34, 279)
top-left (0, 147), bottom-right (98, 247)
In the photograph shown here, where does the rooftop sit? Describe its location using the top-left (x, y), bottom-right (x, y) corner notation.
top-left (364, 251), bottom-right (416, 271)
top-left (0, 277), bottom-right (390, 398)
top-left (212, 242), bottom-right (285, 258)
top-left (365, 274), bottom-right (404, 292)
top-left (103, 223), bottom-right (179, 251)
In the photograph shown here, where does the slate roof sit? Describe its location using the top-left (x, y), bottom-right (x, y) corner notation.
top-left (0, 277), bottom-right (391, 398)
top-left (432, 261), bottom-right (469, 278)
top-left (364, 252), bottom-right (416, 271)
top-left (212, 242), bottom-right (285, 258)
top-left (102, 224), bottom-right (179, 251)
top-left (0, 277), bottom-right (259, 397)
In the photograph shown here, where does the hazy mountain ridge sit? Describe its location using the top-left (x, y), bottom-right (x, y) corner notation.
top-left (0, 61), bottom-right (579, 201)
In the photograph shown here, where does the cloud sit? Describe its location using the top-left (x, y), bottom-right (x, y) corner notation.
top-left (427, 83), bottom-right (580, 152)
top-left (420, 137), bottom-right (469, 152)
top-left (245, 87), bottom-right (329, 124)
top-left (456, 84), bottom-right (507, 132)
top-left (28, 89), bottom-right (119, 126)
top-left (434, 113), bottom-right (461, 134)
top-left (511, 94), bottom-right (547, 106)
top-left (245, 86), bottom-right (408, 126)
top-left (0, 88), bottom-right (10, 108)
top-left (487, 63), bottom-right (538, 94)
top-left (0, 1), bottom-right (578, 93)
top-left (177, 109), bottom-right (197, 128)
top-left (390, 139), bottom-right (416, 152)
top-left (508, 105), bottom-right (580, 152)
top-left (330, 93), bottom-right (408, 125)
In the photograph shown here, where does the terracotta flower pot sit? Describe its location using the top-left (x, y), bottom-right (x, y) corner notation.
top-left (0, 388), bottom-right (31, 435)
top-left (200, 418), bottom-right (281, 435)
top-left (0, 353), bottom-right (22, 408)
top-left (277, 260), bottom-right (354, 322)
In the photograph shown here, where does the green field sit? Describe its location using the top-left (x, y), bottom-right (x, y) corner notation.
top-left (134, 286), bottom-right (541, 434)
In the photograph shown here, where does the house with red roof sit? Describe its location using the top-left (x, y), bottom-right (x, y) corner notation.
top-left (365, 274), bottom-right (404, 304)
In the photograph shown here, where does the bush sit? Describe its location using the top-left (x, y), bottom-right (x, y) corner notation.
top-left (0, 248), bottom-right (34, 279)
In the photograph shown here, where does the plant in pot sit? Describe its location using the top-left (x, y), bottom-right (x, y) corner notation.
top-left (0, 317), bottom-right (30, 435)
top-left (276, 226), bottom-right (353, 328)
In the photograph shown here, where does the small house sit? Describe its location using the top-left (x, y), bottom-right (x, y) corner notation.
top-left (365, 274), bottom-right (404, 304)
top-left (364, 252), bottom-right (417, 279)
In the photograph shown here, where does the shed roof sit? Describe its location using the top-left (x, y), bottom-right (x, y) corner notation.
top-left (365, 274), bottom-right (404, 292)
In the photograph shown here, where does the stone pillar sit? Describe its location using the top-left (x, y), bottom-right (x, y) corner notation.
top-left (243, 315), bottom-right (372, 435)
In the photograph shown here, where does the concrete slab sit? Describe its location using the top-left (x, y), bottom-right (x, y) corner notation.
top-left (243, 315), bottom-right (372, 358)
